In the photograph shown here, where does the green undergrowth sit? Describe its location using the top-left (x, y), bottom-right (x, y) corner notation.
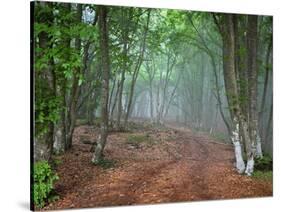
top-left (32, 161), bottom-right (59, 209)
top-left (253, 154), bottom-right (273, 181)
top-left (255, 154), bottom-right (273, 171)
top-left (252, 170), bottom-right (273, 181)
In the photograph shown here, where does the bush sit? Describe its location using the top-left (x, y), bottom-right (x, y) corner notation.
top-left (32, 161), bottom-right (59, 208)
top-left (255, 154), bottom-right (273, 171)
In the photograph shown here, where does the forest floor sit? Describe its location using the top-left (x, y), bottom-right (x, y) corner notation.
top-left (44, 121), bottom-right (273, 210)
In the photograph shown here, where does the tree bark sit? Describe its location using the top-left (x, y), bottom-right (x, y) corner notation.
top-left (92, 6), bottom-right (110, 164)
top-left (124, 11), bottom-right (150, 127)
top-left (245, 15), bottom-right (260, 174)
top-left (65, 4), bottom-right (83, 150)
top-left (259, 36), bottom-right (272, 142)
top-left (53, 3), bottom-right (71, 154)
top-left (221, 14), bottom-right (246, 173)
top-left (34, 2), bottom-right (55, 162)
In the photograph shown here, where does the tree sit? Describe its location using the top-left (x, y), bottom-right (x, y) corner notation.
top-left (92, 6), bottom-right (110, 164)
top-left (124, 10), bottom-right (151, 127)
top-left (214, 14), bottom-right (246, 173)
top-left (34, 1), bottom-right (56, 162)
top-left (213, 13), bottom-right (262, 175)
top-left (245, 15), bottom-right (259, 174)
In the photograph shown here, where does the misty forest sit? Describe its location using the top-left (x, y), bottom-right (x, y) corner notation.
top-left (32, 2), bottom-right (273, 210)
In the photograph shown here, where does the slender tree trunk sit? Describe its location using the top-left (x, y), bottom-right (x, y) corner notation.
top-left (92, 6), bottom-right (110, 164)
top-left (163, 73), bottom-right (180, 119)
top-left (149, 80), bottom-right (154, 122)
top-left (124, 11), bottom-right (150, 127)
top-left (259, 37), bottom-right (272, 142)
top-left (110, 80), bottom-right (120, 122)
top-left (189, 15), bottom-right (232, 134)
top-left (65, 4), bottom-right (82, 150)
top-left (264, 95), bottom-right (273, 153)
top-left (108, 77), bottom-right (116, 116)
top-left (211, 58), bottom-right (232, 136)
top-left (146, 61), bottom-right (155, 122)
top-left (116, 10), bottom-right (130, 130)
top-left (116, 64), bottom-right (126, 130)
top-left (156, 70), bottom-right (162, 124)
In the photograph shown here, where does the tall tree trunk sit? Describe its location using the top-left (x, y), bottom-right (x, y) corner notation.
top-left (245, 15), bottom-right (260, 174)
top-left (222, 14), bottom-right (246, 173)
top-left (259, 36), bottom-right (272, 142)
top-left (34, 2), bottom-right (55, 162)
top-left (92, 6), bottom-right (110, 164)
top-left (53, 3), bottom-right (71, 154)
top-left (65, 4), bottom-right (82, 150)
top-left (124, 11), bottom-right (150, 127)
top-left (116, 10), bottom-right (130, 130)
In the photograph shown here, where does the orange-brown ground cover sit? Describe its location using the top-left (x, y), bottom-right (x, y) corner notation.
top-left (44, 123), bottom-right (272, 210)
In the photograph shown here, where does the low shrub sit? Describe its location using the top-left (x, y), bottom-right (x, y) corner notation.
top-left (32, 160), bottom-right (59, 208)
top-left (255, 154), bottom-right (273, 171)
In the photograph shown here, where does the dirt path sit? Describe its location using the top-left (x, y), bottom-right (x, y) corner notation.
top-left (44, 124), bottom-right (272, 210)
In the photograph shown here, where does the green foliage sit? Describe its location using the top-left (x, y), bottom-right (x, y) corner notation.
top-left (255, 154), bottom-right (273, 171)
top-left (52, 158), bottom-right (63, 167)
top-left (32, 161), bottom-right (59, 208)
top-left (252, 170), bottom-right (273, 181)
top-left (34, 2), bottom-right (89, 138)
top-left (35, 95), bottom-right (61, 137)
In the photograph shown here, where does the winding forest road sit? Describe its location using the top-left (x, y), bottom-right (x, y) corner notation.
top-left (44, 124), bottom-right (272, 210)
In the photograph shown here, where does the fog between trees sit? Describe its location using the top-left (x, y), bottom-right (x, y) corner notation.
top-left (34, 2), bottom-right (273, 176)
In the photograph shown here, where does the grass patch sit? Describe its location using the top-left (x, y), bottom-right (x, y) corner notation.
top-left (252, 170), bottom-right (273, 181)
top-left (94, 158), bottom-right (116, 169)
top-left (126, 134), bottom-right (153, 147)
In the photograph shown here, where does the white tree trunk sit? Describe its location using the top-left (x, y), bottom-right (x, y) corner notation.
top-left (256, 133), bottom-right (263, 158)
top-left (245, 155), bottom-right (255, 176)
top-left (231, 123), bottom-right (245, 173)
top-left (53, 128), bottom-right (65, 154)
